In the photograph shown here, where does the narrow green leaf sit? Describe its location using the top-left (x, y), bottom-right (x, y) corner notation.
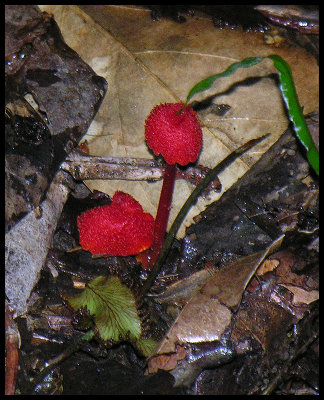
top-left (267, 54), bottom-right (319, 175)
top-left (186, 57), bottom-right (263, 103)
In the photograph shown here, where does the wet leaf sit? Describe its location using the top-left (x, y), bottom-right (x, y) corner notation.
top-left (5, 5), bottom-right (107, 232)
top-left (5, 5), bottom-right (107, 317)
top-left (38, 5), bottom-right (318, 238)
top-left (234, 297), bottom-right (294, 352)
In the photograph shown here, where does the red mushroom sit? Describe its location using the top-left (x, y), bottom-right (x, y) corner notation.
top-left (143, 102), bottom-right (203, 269)
top-left (77, 191), bottom-right (154, 257)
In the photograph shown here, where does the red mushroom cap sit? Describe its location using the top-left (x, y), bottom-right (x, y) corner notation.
top-left (77, 191), bottom-right (154, 256)
top-left (145, 103), bottom-right (203, 166)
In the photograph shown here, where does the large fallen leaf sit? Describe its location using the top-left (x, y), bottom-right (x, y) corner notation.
top-left (39, 5), bottom-right (318, 237)
top-left (148, 235), bottom-right (284, 367)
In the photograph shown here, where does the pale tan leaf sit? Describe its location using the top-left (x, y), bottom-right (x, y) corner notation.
top-left (151, 235), bottom-right (284, 358)
top-left (279, 284), bottom-right (319, 305)
top-left (256, 258), bottom-right (280, 276)
top-left (38, 5), bottom-right (319, 237)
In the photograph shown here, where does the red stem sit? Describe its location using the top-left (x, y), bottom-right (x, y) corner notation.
top-left (148, 163), bottom-right (176, 269)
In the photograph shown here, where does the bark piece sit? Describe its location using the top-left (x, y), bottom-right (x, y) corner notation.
top-left (5, 5), bottom-right (107, 231)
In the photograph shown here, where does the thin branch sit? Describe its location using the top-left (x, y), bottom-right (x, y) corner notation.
top-left (61, 151), bottom-right (164, 181)
top-left (27, 330), bottom-right (94, 394)
top-left (61, 150), bottom-right (221, 191)
top-left (5, 300), bottom-right (20, 395)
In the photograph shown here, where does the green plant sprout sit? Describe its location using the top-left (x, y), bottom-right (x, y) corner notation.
top-left (29, 275), bottom-right (157, 393)
top-left (65, 275), bottom-right (157, 355)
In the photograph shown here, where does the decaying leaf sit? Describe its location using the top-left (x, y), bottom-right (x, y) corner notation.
top-left (5, 5), bottom-right (107, 231)
top-left (234, 297), bottom-right (294, 352)
top-left (231, 245), bottom-right (319, 354)
top-left (256, 258), bottom-right (280, 276)
top-left (65, 275), bottom-right (157, 357)
top-left (147, 344), bottom-right (187, 374)
top-left (270, 250), bottom-right (308, 287)
top-left (5, 91), bottom-right (54, 232)
top-left (278, 285), bottom-right (319, 305)
top-left (38, 5), bottom-right (318, 238)
top-left (148, 235), bottom-right (284, 372)
top-left (5, 171), bottom-right (71, 317)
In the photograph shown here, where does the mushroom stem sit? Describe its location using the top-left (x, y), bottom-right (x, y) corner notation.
top-left (142, 102), bottom-right (203, 270)
top-left (147, 163), bottom-right (177, 269)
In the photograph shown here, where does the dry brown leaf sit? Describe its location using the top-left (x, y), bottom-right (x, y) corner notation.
top-left (150, 235), bottom-right (284, 361)
top-left (148, 344), bottom-right (187, 374)
top-left (39, 5), bottom-right (318, 238)
top-left (256, 258), bottom-right (280, 276)
top-left (278, 284), bottom-right (319, 305)
top-left (234, 297), bottom-right (293, 352)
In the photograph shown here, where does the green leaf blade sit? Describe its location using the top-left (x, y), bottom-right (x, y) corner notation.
top-left (135, 337), bottom-right (158, 358)
top-left (66, 275), bottom-right (141, 343)
top-left (186, 56), bottom-right (264, 103)
top-left (268, 54), bottom-right (319, 175)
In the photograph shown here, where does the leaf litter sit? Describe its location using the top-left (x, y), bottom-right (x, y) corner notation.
top-left (9, 5), bottom-right (318, 395)
top-left (148, 235), bottom-right (284, 367)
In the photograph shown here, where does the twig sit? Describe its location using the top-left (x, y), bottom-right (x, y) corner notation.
top-left (27, 330), bottom-right (94, 394)
top-left (61, 151), bottom-right (164, 181)
top-left (5, 300), bottom-right (20, 395)
top-left (260, 330), bottom-right (319, 395)
top-left (61, 150), bottom-right (221, 191)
